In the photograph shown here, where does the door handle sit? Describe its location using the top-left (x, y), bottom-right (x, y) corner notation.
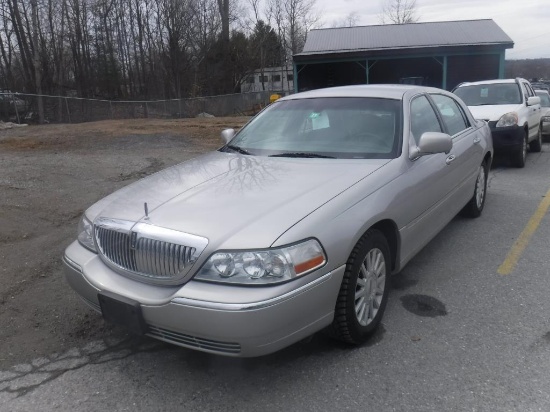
top-left (446, 154), bottom-right (456, 165)
top-left (473, 136), bottom-right (481, 144)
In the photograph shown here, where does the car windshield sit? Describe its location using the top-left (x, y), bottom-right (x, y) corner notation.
top-left (454, 83), bottom-right (522, 106)
top-left (536, 92), bottom-right (550, 107)
top-left (224, 97), bottom-right (402, 159)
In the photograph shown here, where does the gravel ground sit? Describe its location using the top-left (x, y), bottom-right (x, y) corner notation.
top-left (0, 118), bottom-right (249, 370)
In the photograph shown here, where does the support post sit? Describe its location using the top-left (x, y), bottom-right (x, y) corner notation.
top-left (498, 51), bottom-right (505, 79)
top-left (442, 56), bottom-right (448, 90)
top-left (367, 60), bottom-right (378, 85)
top-left (293, 64), bottom-right (298, 93)
top-left (65, 97), bottom-right (71, 123)
top-left (12, 94), bottom-right (20, 124)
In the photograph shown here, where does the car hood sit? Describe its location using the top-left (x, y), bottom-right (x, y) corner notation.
top-left (467, 104), bottom-right (521, 122)
top-left (88, 151), bottom-right (390, 250)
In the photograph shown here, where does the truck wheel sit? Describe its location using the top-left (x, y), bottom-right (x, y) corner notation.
top-left (529, 125), bottom-right (542, 153)
top-left (511, 132), bottom-right (527, 168)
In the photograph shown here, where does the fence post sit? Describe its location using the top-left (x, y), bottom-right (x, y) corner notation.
top-left (65, 97), bottom-right (71, 123)
top-left (109, 100), bottom-right (113, 119)
top-left (58, 97), bottom-right (63, 122)
top-left (178, 99), bottom-right (182, 118)
top-left (145, 102), bottom-right (149, 118)
top-left (12, 94), bottom-right (21, 124)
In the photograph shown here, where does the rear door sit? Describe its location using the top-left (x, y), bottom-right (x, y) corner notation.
top-left (429, 93), bottom-right (483, 205)
top-left (398, 94), bottom-right (465, 262)
top-left (521, 81), bottom-right (541, 140)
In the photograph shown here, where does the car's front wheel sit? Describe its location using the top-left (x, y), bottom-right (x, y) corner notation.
top-left (461, 160), bottom-right (488, 218)
top-left (330, 229), bottom-right (390, 344)
top-left (511, 131), bottom-right (527, 168)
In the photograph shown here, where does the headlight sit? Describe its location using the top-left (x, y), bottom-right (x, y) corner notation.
top-left (495, 112), bottom-right (518, 127)
top-left (194, 239), bottom-right (326, 285)
top-left (542, 115), bottom-right (550, 123)
top-left (77, 215), bottom-right (97, 252)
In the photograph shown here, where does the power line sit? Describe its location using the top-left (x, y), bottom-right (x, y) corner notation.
top-left (513, 30), bottom-right (550, 43)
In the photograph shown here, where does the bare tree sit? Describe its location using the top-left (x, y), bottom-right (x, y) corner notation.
top-left (331, 11), bottom-right (360, 28)
top-left (216, 0), bottom-right (231, 93)
top-left (283, 0), bottom-right (319, 55)
top-left (0, 1), bottom-right (17, 90)
top-left (0, 0), bottom-right (317, 108)
top-left (30, 0), bottom-right (44, 122)
top-left (380, 0), bottom-right (418, 24)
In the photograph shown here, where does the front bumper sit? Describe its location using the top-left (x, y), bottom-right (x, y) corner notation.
top-left (487, 122), bottom-right (525, 152)
top-left (63, 241), bottom-right (345, 357)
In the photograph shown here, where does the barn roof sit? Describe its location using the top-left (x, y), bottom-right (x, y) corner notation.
top-left (296, 19), bottom-right (513, 57)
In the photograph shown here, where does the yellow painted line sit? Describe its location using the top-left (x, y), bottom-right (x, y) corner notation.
top-left (498, 188), bottom-right (550, 275)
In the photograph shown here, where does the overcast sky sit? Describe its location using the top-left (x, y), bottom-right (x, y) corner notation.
top-left (315, 0), bottom-right (550, 59)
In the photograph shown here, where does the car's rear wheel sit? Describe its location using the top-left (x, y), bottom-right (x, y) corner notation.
top-left (461, 160), bottom-right (488, 218)
top-left (511, 131), bottom-right (527, 168)
top-left (329, 229), bottom-right (390, 344)
top-left (529, 125), bottom-right (542, 153)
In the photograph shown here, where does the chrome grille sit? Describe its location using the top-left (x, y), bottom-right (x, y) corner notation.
top-left (93, 218), bottom-right (208, 282)
top-left (96, 227), bottom-right (137, 271)
top-left (135, 237), bottom-right (195, 278)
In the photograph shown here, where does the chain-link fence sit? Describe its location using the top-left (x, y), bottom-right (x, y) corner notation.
top-left (0, 90), bottom-right (283, 124)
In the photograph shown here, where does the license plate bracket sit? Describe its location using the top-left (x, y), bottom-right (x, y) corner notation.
top-left (98, 291), bottom-right (147, 335)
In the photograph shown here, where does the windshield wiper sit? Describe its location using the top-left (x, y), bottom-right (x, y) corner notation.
top-left (225, 145), bottom-right (252, 155)
top-left (269, 152), bottom-right (336, 159)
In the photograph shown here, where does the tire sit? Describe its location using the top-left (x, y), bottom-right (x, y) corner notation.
top-left (461, 160), bottom-right (488, 218)
top-left (529, 125), bottom-right (542, 153)
top-left (511, 131), bottom-right (527, 168)
top-left (329, 229), bottom-right (390, 344)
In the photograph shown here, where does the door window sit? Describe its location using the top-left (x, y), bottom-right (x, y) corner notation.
top-left (410, 95), bottom-right (442, 143)
top-left (431, 94), bottom-right (469, 136)
top-left (522, 82), bottom-right (534, 100)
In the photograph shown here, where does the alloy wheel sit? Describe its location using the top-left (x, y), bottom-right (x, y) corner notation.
top-left (355, 248), bottom-right (386, 326)
top-left (475, 165), bottom-right (486, 209)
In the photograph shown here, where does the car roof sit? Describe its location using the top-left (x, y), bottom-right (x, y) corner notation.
top-left (279, 84), bottom-right (444, 101)
top-left (535, 89), bottom-right (550, 95)
top-left (456, 78), bottom-right (524, 87)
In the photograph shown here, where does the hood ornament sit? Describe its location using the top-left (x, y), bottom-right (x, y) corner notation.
top-left (144, 202), bottom-right (149, 220)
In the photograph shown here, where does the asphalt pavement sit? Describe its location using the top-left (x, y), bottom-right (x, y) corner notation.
top-left (1, 144), bottom-right (550, 412)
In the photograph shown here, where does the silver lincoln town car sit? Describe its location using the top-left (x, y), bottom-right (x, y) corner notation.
top-left (63, 85), bottom-right (493, 357)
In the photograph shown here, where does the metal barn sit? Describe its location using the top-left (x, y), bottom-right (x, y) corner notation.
top-left (293, 19), bottom-right (514, 92)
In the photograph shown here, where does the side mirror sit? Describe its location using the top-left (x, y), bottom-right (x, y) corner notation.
top-left (409, 132), bottom-right (453, 160)
top-left (221, 128), bottom-right (235, 144)
top-left (527, 96), bottom-right (541, 106)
